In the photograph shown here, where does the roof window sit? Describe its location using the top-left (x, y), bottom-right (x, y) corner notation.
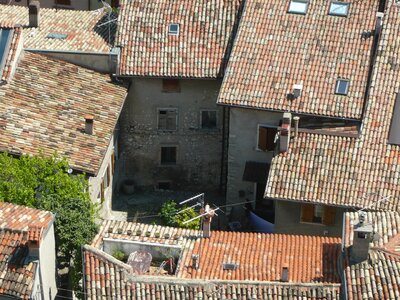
top-left (288, 0), bottom-right (309, 15)
top-left (0, 29), bottom-right (11, 67)
top-left (46, 32), bottom-right (68, 40)
top-left (335, 79), bottom-right (349, 95)
top-left (329, 2), bottom-right (350, 17)
top-left (168, 24), bottom-right (180, 36)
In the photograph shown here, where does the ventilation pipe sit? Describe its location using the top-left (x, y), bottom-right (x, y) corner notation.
top-left (28, 1), bottom-right (40, 28)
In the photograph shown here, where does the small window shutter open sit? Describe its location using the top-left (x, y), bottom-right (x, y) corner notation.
top-left (323, 206), bottom-right (336, 225)
top-left (258, 127), bottom-right (268, 151)
top-left (301, 204), bottom-right (314, 223)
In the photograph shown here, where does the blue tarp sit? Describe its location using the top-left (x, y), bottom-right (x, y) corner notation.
top-left (248, 211), bottom-right (275, 233)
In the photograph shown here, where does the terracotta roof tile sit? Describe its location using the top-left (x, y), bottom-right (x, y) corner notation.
top-left (84, 220), bottom-right (342, 299)
top-left (344, 212), bottom-right (400, 300)
top-left (0, 5), bottom-right (115, 52)
top-left (218, 0), bottom-right (379, 118)
top-left (116, 0), bottom-right (242, 78)
top-left (0, 51), bottom-right (127, 174)
top-left (266, 2), bottom-right (400, 209)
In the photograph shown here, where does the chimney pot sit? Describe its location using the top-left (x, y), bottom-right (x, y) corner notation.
top-left (29, 1), bottom-right (40, 28)
top-left (350, 219), bottom-right (373, 263)
top-left (84, 114), bottom-right (94, 135)
top-left (281, 266), bottom-right (289, 282)
top-left (201, 204), bottom-right (215, 238)
top-left (293, 84), bottom-right (303, 98)
top-left (293, 116), bottom-right (300, 139)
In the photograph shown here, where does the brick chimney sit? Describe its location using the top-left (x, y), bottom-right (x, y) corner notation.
top-left (84, 114), bottom-right (94, 135)
top-left (201, 205), bottom-right (215, 238)
top-left (29, 1), bottom-right (40, 28)
top-left (279, 112), bottom-right (292, 153)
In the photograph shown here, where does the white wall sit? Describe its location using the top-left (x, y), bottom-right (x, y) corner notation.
top-left (39, 222), bottom-right (57, 300)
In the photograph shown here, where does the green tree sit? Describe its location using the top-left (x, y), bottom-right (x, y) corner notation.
top-left (0, 152), bottom-right (98, 293)
top-left (159, 200), bottom-right (200, 229)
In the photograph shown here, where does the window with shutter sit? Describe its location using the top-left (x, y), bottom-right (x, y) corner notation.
top-left (300, 204), bottom-right (315, 223)
top-left (158, 109), bottom-right (177, 131)
top-left (201, 110), bottom-right (217, 129)
top-left (161, 146), bottom-right (177, 165)
top-left (300, 204), bottom-right (336, 225)
top-left (162, 79), bottom-right (180, 93)
top-left (258, 126), bottom-right (278, 151)
top-left (323, 206), bottom-right (336, 225)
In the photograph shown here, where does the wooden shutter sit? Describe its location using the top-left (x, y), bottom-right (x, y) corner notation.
top-left (158, 111), bottom-right (167, 130)
top-left (323, 206), bottom-right (336, 225)
top-left (258, 127), bottom-right (268, 151)
top-left (166, 110), bottom-right (177, 130)
top-left (111, 152), bottom-right (115, 175)
top-left (301, 204), bottom-right (314, 223)
top-left (100, 181), bottom-right (105, 203)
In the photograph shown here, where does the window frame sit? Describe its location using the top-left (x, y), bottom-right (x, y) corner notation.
top-left (329, 1), bottom-right (350, 17)
top-left (288, 0), bottom-right (309, 15)
top-left (335, 79), bottom-right (350, 95)
top-left (168, 24), bottom-right (180, 36)
top-left (300, 204), bottom-right (336, 225)
top-left (200, 109), bottom-right (218, 130)
top-left (256, 124), bottom-right (278, 152)
top-left (160, 146), bottom-right (177, 165)
top-left (157, 108), bottom-right (178, 131)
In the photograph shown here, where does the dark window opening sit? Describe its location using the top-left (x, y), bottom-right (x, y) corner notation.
top-left (158, 181), bottom-right (171, 190)
top-left (158, 109), bottom-right (177, 131)
top-left (258, 126), bottom-right (278, 151)
top-left (162, 79), bottom-right (180, 93)
top-left (300, 204), bottom-right (336, 225)
top-left (161, 147), bottom-right (177, 165)
top-left (55, 0), bottom-right (71, 5)
top-left (201, 110), bottom-right (217, 129)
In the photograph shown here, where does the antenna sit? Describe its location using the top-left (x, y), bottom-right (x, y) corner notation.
top-left (355, 195), bottom-right (392, 223)
top-left (179, 193), bottom-right (204, 206)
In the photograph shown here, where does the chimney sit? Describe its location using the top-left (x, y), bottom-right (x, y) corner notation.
top-left (29, 1), bottom-right (40, 28)
top-left (293, 84), bottom-right (303, 99)
top-left (375, 12), bottom-right (384, 38)
top-left (350, 212), bottom-right (373, 263)
top-left (192, 254), bottom-right (199, 270)
top-left (201, 204), bottom-right (215, 238)
top-left (84, 114), bottom-right (94, 135)
top-left (293, 116), bottom-right (300, 139)
top-left (279, 112), bottom-right (292, 153)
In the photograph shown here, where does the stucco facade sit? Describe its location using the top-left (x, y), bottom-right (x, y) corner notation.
top-left (118, 78), bottom-right (224, 192)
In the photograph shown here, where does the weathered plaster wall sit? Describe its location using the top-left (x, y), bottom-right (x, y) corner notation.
top-left (88, 135), bottom-right (115, 219)
top-left (118, 78), bottom-right (223, 192)
top-left (39, 222), bottom-right (57, 299)
top-left (274, 200), bottom-right (346, 237)
top-left (226, 107), bottom-right (282, 208)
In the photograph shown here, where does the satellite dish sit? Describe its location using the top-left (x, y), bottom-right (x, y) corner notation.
top-left (127, 251), bottom-right (152, 275)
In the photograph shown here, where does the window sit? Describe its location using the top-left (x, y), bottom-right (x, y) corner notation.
top-left (158, 109), bottom-right (177, 131)
top-left (335, 79), bottom-right (349, 95)
top-left (103, 165), bottom-right (110, 188)
top-left (300, 204), bottom-right (336, 225)
top-left (329, 2), bottom-right (350, 17)
top-left (168, 24), bottom-right (180, 36)
top-left (288, 0), bottom-right (309, 14)
top-left (201, 110), bottom-right (217, 129)
top-left (162, 79), bottom-right (180, 93)
top-left (161, 146), bottom-right (177, 165)
top-left (158, 181), bottom-right (171, 190)
top-left (257, 126), bottom-right (278, 151)
top-left (0, 29), bottom-right (11, 67)
top-left (55, 0), bottom-right (71, 5)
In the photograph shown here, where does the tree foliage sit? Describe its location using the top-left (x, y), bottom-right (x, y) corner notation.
top-left (0, 152), bottom-right (98, 291)
top-left (159, 200), bottom-right (200, 229)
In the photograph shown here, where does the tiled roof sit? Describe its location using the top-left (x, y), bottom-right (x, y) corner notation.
top-left (0, 51), bottom-right (127, 174)
top-left (1, 26), bottom-right (22, 83)
top-left (217, 0), bottom-right (379, 119)
top-left (0, 5), bottom-right (115, 52)
top-left (116, 0), bottom-right (242, 78)
top-left (84, 244), bottom-right (341, 300)
top-left (0, 230), bottom-right (38, 299)
top-left (343, 212), bottom-right (400, 300)
top-left (0, 202), bottom-right (54, 233)
top-left (85, 220), bottom-right (342, 299)
top-left (85, 220), bottom-right (341, 298)
top-left (266, 2), bottom-right (400, 210)
top-left (0, 202), bottom-right (54, 299)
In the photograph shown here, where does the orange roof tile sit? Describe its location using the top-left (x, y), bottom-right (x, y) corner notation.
top-left (116, 0), bottom-right (242, 78)
top-left (218, 0), bottom-right (379, 118)
top-left (266, 2), bottom-right (400, 210)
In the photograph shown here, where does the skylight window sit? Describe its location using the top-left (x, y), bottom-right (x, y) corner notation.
top-left (288, 0), bottom-right (309, 15)
top-left (168, 24), bottom-right (180, 36)
top-left (329, 2), bottom-right (350, 17)
top-left (335, 79), bottom-right (349, 95)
